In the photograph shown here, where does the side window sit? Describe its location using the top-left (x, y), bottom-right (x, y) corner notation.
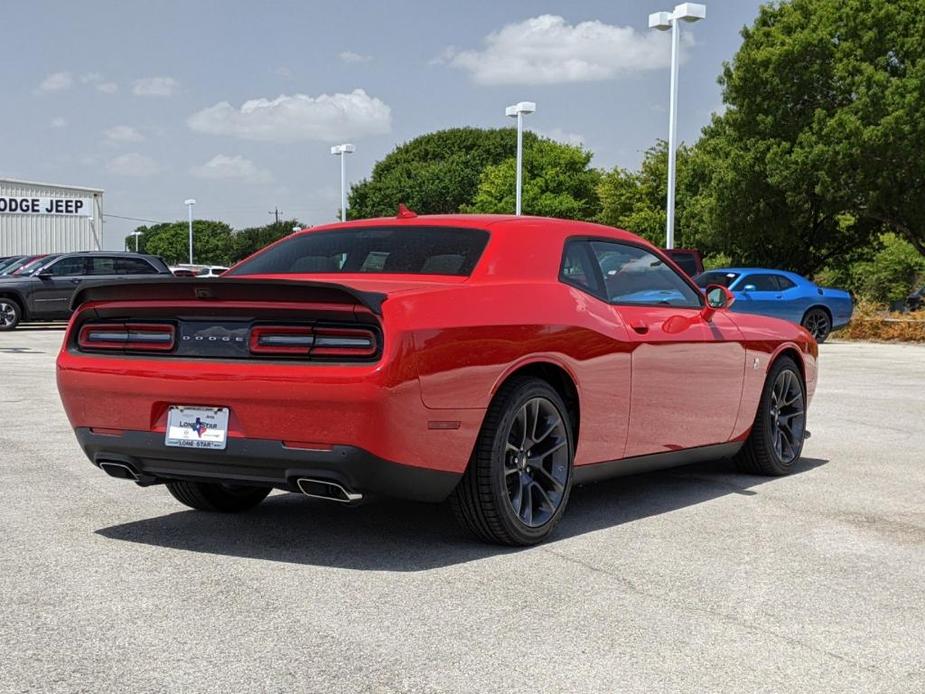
top-left (45, 257), bottom-right (87, 276)
top-left (115, 257), bottom-right (158, 274)
top-left (742, 274), bottom-right (778, 291)
top-left (588, 241), bottom-right (702, 308)
top-left (559, 240), bottom-right (601, 296)
top-left (774, 275), bottom-right (796, 290)
top-left (90, 257), bottom-right (117, 275)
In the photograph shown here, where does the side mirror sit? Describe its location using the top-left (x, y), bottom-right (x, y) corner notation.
top-left (742, 284), bottom-right (756, 292)
top-left (701, 284), bottom-right (735, 321)
top-left (36, 270), bottom-right (53, 279)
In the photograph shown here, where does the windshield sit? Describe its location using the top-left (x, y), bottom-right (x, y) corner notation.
top-left (228, 226), bottom-right (490, 277)
top-left (0, 257), bottom-right (36, 276)
top-left (0, 257), bottom-right (22, 273)
top-left (695, 271), bottom-right (740, 288)
top-left (18, 255), bottom-right (60, 276)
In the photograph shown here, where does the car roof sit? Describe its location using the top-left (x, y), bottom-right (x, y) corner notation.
top-left (704, 267), bottom-right (807, 282)
top-left (283, 214), bottom-right (663, 282)
top-left (304, 213), bottom-right (642, 241)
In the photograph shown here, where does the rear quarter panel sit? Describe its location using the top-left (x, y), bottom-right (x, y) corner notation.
top-left (383, 281), bottom-right (634, 466)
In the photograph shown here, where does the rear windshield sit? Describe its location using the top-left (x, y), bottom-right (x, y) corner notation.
top-left (695, 271), bottom-right (740, 288)
top-left (228, 226), bottom-right (490, 277)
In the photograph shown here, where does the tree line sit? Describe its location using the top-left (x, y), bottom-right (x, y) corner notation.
top-left (128, 0), bottom-right (925, 303)
top-left (347, 0), bottom-right (925, 303)
top-left (125, 219), bottom-right (302, 268)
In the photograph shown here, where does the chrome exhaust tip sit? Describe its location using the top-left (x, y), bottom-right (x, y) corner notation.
top-left (98, 461), bottom-right (140, 481)
top-left (296, 478), bottom-right (363, 503)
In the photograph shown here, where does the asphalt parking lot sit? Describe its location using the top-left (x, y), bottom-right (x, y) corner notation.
top-left (0, 328), bottom-right (923, 693)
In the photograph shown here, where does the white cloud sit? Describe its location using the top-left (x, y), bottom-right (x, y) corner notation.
top-left (107, 152), bottom-right (161, 176)
top-left (80, 72), bottom-right (103, 84)
top-left (38, 72), bottom-right (74, 92)
top-left (187, 89), bottom-right (391, 143)
top-left (50, 117), bottom-right (68, 128)
top-left (191, 154), bottom-right (273, 184)
top-left (444, 14), bottom-right (677, 85)
top-left (533, 127), bottom-right (585, 147)
top-left (104, 125), bottom-right (145, 143)
top-left (97, 82), bottom-right (119, 94)
top-left (132, 76), bottom-right (179, 97)
top-left (339, 51), bottom-right (372, 64)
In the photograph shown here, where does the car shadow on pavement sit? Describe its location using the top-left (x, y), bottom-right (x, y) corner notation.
top-left (95, 456), bottom-right (829, 571)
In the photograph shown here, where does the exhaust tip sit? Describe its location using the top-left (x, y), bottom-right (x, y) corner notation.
top-left (296, 478), bottom-right (363, 504)
top-left (98, 461), bottom-right (140, 481)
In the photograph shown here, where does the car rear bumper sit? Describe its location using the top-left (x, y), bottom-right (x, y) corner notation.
top-left (75, 427), bottom-right (462, 502)
top-left (57, 349), bottom-right (485, 475)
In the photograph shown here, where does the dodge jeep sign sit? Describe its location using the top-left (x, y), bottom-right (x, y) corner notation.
top-left (0, 196), bottom-right (93, 216)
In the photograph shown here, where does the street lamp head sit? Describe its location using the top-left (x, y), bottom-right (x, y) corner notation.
top-left (675, 3), bottom-right (706, 22)
top-left (330, 144), bottom-right (356, 155)
top-left (649, 4), bottom-right (706, 30)
top-left (505, 101), bottom-right (536, 118)
top-left (184, 199), bottom-right (196, 206)
top-left (648, 11), bottom-right (673, 30)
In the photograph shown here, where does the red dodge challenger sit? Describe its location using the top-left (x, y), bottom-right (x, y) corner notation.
top-left (56, 213), bottom-right (817, 545)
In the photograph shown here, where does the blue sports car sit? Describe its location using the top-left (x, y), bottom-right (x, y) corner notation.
top-left (694, 268), bottom-right (853, 343)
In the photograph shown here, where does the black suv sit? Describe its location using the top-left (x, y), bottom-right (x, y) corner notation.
top-left (0, 252), bottom-right (171, 330)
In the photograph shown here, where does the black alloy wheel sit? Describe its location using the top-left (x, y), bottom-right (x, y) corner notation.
top-left (769, 368), bottom-right (806, 465)
top-left (735, 356), bottom-right (806, 476)
top-left (503, 397), bottom-right (570, 528)
top-left (451, 376), bottom-right (575, 546)
top-left (802, 308), bottom-right (831, 343)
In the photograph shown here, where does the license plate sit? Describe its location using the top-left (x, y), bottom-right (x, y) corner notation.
top-left (165, 406), bottom-right (229, 450)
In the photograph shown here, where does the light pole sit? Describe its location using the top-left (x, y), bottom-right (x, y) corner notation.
top-left (330, 144), bottom-right (355, 221)
top-left (184, 198), bottom-right (196, 264)
top-left (130, 231), bottom-right (143, 252)
top-left (505, 101), bottom-right (536, 215)
top-left (649, 3), bottom-right (706, 249)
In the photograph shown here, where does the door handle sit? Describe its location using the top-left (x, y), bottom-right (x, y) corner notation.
top-left (69, 279), bottom-right (82, 284)
top-left (629, 320), bottom-right (649, 335)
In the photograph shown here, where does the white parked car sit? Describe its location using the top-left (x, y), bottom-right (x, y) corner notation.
top-left (196, 265), bottom-right (229, 278)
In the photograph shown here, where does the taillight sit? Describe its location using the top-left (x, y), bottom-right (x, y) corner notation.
top-left (248, 325), bottom-right (378, 359)
top-left (311, 327), bottom-right (377, 358)
top-left (249, 326), bottom-right (314, 355)
top-left (78, 323), bottom-right (175, 352)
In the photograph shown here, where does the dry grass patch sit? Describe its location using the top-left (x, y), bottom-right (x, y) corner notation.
top-left (838, 299), bottom-right (925, 342)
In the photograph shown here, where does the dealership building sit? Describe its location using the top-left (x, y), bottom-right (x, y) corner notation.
top-left (0, 178), bottom-right (103, 256)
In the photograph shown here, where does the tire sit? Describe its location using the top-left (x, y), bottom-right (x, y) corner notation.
top-left (0, 298), bottom-right (22, 331)
top-left (802, 307), bottom-right (831, 343)
top-left (734, 356), bottom-right (806, 476)
top-left (165, 480), bottom-right (271, 512)
top-left (450, 376), bottom-right (574, 546)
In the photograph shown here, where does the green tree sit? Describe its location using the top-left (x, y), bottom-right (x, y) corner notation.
top-left (347, 127), bottom-right (543, 218)
top-left (232, 219), bottom-right (302, 262)
top-left (819, 233), bottom-right (925, 303)
top-left (597, 141), bottom-right (701, 247)
top-left (465, 139), bottom-right (601, 220)
top-left (691, 0), bottom-right (925, 274)
top-left (125, 220), bottom-right (235, 266)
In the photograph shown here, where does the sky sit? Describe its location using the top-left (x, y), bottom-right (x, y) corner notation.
top-left (0, 0), bottom-right (766, 249)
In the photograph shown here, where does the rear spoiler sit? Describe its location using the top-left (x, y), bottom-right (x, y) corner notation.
top-left (70, 277), bottom-right (387, 316)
